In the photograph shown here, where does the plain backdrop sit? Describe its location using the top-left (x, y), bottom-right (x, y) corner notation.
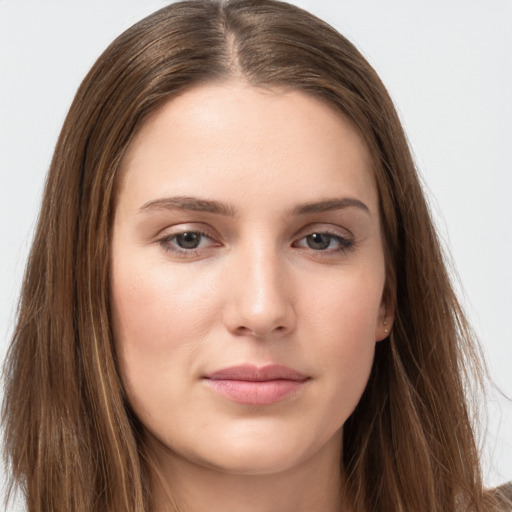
top-left (1, 0), bottom-right (511, 509)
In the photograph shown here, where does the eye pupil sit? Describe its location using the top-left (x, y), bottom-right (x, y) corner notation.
top-left (307, 233), bottom-right (331, 250)
top-left (176, 232), bottom-right (201, 249)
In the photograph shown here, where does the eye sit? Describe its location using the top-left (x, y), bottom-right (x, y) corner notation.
top-left (174, 232), bottom-right (204, 249)
top-left (294, 231), bottom-right (354, 253)
top-left (158, 230), bottom-right (217, 255)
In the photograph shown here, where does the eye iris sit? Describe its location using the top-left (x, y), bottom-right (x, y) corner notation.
top-left (307, 233), bottom-right (331, 250)
top-left (176, 232), bottom-right (201, 249)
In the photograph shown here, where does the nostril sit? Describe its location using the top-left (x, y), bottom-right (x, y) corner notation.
top-left (235, 326), bottom-right (252, 335)
top-left (232, 324), bottom-right (288, 337)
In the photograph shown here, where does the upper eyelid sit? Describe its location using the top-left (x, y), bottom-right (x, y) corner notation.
top-left (156, 223), bottom-right (354, 239)
top-left (160, 230), bottom-right (217, 246)
top-left (156, 223), bottom-right (217, 240)
top-left (158, 228), bottom-right (353, 249)
top-left (293, 231), bottom-right (353, 248)
top-left (162, 231), bottom-right (212, 241)
top-left (292, 222), bottom-right (354, 240)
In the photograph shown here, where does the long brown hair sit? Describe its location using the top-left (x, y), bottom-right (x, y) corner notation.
top-left (2, 1), bottom-right (506, 511)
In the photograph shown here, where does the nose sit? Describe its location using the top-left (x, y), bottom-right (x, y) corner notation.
top-left (222, 245), bottom-right (297, 338)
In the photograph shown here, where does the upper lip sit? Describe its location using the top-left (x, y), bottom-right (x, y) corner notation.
top-left (205, 364), bottom-right (309, 382)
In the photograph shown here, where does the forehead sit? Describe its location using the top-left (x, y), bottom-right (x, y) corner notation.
top-left (117, 81), bottom-right (378, 216)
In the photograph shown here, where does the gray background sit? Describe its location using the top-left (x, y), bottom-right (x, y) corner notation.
top-left (1, 0), bottom-right (511, 508)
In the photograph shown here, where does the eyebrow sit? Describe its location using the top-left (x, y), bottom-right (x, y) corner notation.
top-left (138, 195), bottom-right (370, 216)
top-left (289, 197), bottom-right (370, 216)
top-left (139, 196), bottom-right (237, 216)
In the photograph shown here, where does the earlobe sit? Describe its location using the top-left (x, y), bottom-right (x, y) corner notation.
top-left (375, 299), bottom-right (395, 342)
top-left (375, 319), bottom-right (392, 342)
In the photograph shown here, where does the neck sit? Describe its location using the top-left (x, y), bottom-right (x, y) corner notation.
top-left (147, 433), bottom-right (350, 512)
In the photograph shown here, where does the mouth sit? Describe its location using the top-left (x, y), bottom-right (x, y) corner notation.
top-left (203, 364), bottom-right (310, 405)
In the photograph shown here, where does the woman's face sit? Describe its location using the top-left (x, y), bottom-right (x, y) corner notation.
top-left (111, 82), bottom-right (390, 476)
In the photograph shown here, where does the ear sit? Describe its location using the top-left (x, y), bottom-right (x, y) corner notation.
top-left (375, 295), bottom-right (395, 342)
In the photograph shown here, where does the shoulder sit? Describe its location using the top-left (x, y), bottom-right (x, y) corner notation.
top-left (489, 482), bottom-right (512, 511)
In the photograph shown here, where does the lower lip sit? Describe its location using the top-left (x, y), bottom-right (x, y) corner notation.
top-left (204, 379), bottom-right (307, 405)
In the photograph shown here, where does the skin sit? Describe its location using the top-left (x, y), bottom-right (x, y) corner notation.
top-left (111, 81), bottom-right (393, 512)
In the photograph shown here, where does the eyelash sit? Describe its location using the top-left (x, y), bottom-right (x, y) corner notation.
top-left (158, 229), bottom-right (217, 257)
top-left (157, 229), bottom-right (356, 258)
top-left (292, 231), bottom-right (356, 255)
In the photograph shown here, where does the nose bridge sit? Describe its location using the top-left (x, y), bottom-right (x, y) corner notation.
top-left (224, 238), bottom-right (295, 337)
top-left (247, 241), bottom-right (283, 311)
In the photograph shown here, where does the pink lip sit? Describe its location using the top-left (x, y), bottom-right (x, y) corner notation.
top-left (203, 364), bottom-right (310, 405)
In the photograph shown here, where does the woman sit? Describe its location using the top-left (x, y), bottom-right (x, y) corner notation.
top-left (2, 1), bottom-right (510, 511)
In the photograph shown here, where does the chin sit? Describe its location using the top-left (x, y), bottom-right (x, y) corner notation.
top-left (186, 443), bottom-right (308, 476)
top-left (162, 421), bottom-right (343, 477)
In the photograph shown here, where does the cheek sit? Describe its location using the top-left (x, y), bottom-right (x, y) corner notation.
top-left (110, 258), bottom-right (219, 412)
top-left (300, 268), bottom-right (383, 410)
top-left (304, 264), bottom-right (384, 342)
top-left (111, 257), bottom-right (216, 351)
